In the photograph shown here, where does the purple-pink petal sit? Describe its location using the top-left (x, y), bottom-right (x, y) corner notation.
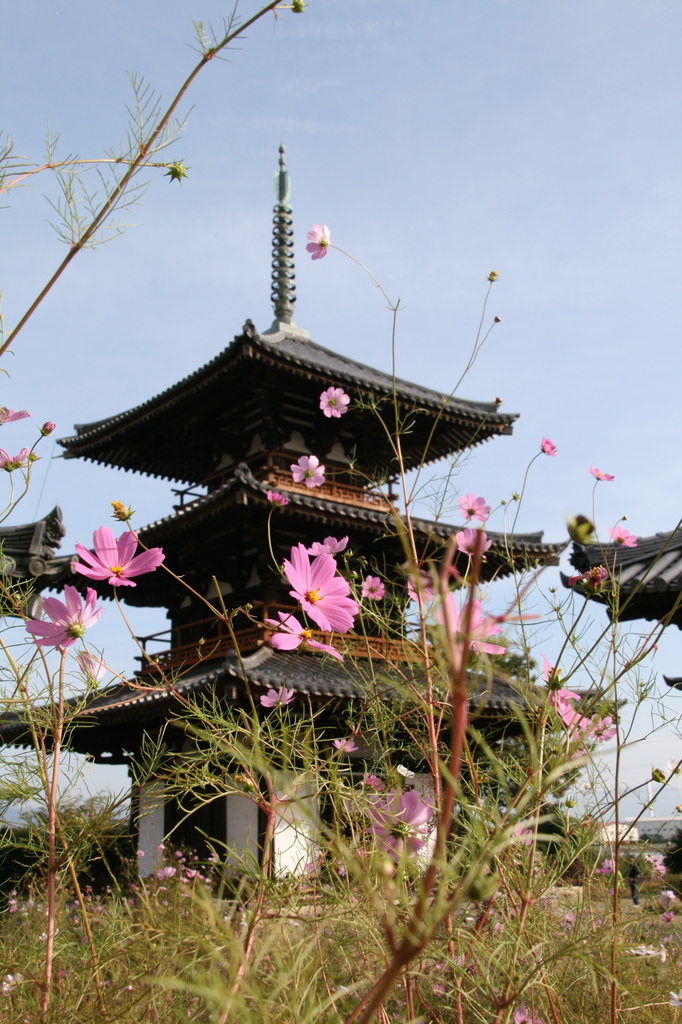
top-left (92, 526), bottom-right (120, 567)
top-left (115, 530), bottom-right (139, 566)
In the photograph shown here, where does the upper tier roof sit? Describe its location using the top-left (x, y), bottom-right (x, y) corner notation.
top-left (564, 528), bottom-right (682, 628)
top-left (59, 321), bottom-right (517, 484)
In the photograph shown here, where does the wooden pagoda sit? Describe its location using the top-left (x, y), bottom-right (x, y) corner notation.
top-left (4, 149), bottom-right (564, 872)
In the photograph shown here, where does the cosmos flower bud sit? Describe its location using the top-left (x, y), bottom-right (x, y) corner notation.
top-left (40, 421), bottom-right (56, 436)
top-left (488, 271), bottom-right (498, 282)
top-left (111, 501), bottom-right (134, 522)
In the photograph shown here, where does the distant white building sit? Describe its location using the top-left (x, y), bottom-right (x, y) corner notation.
top-left (627, 816), bottom-right (682, 845)
top-left (599, 822), bottom-right (639, 844)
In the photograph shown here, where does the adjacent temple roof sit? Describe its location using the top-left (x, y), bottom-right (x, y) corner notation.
top-left (565, 527), bottom-right (682, 628)
top-left (0, 506), bottom-right (70, 612)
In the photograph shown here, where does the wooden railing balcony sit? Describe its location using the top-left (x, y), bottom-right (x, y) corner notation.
top-left (172, 450), bottom-right (396, 511)
top-left (259, 465), bottom-right (390, 509)
top-left (135, 617), bottom-right (417, 677)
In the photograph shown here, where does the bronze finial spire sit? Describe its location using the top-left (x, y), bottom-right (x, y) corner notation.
top-left (271, 144), bottom-right (296, 324)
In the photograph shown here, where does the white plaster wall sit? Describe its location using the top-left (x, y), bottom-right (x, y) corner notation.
top-left (137, 780), bottom-right (165, 877)
top-left (273, 773), bottom-right (318, 876)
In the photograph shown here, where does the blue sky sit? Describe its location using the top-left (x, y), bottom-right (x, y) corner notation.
top-left (2, 0), bottom-right (682, 817)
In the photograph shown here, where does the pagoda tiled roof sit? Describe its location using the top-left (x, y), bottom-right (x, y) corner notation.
top-left (58, 323), bottom-right (517, 480)
top-left (0, 647), bottom-right (526, 749)
top-left (564, 528), bottom-right (682, 627)
top-left (136, 464), bottom-right (564, 578)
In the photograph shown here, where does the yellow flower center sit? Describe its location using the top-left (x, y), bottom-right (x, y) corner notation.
top-left (66, 624), bottom-right (85, 638)
top-left (306, 589), bottom-right (321, 603)
top-left (301, 629), bottom-right (313, 639)
top-left (109, 565), bottom-right (125, 576)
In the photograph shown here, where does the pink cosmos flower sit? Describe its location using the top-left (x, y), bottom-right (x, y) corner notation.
top-left (587, 715), bottom-right (617, 742)
top-left (540, 437), bottom-right (557, 457)
top-left (511, 822), bottom-right (534, 847)
top-left (75, 650), bottom-right (107, 681)
top-left (259, 687), bottom-right (296, 708)
top-left (513, 1005), bottom-right (544, 1024)
top-left (73, 526), bottom-right (165, 587)
top-left (308, 536), bottom-right (348, 556)
top-left (458, 493), bottom-right (491, 522)
top-left (595, 858), bottom-right (615, 875)
top-left (267, 490), bottom-right (289, 507)
top-left (0, 408), bottom-right (29, 425)
top-left (367, 788), bottom-right (432, 859)
top-left (265, 611), bottom-right (343, 661)
top-left (541, 654), bottom-right (559, 686)
top-left (290, 455), bottom-right (326, 488)
top-left (560, 911), bottom-right (576, 933)
top-left (362, 774), bottom-right (385, 791)
top-left (609, 525), bottom-right (637, 547)
top-left (644, 852), bottom-right (666, 876)
top-left (319, 386), bottom-right (350, 418)
top-left (436, 595), bottom-right (505, 661)
top-left (455, 528), bottom-right (492, 557)
top-left (568, 566), bottom-right (609, 593)
top-left (661, 890), bottom-right (676, 910)
top-left (548, 687), bottom-right (587, 732)
top-left (26, 586), bottom-right (102, 649)
top-left (589, 466), bottom-right (615, 482)
top-left (283, 543), bottom-right (359, 633)
top-left (407, 569), bottom-right (434, 603)
top-left (333, 738), bottom-right (358, 754)
top-left (661, 910), bottom-right (676, 924)
top-left (306, 224), bottom-right (331, 260)
top-left (362, 575), bottom-right (385, 600)
top-left (0, 447), bottom-right (30, 471)
top-left (549, 688), bottom-right (616, 743)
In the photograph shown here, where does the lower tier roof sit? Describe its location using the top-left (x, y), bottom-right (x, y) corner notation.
top-left (0, 647), bottom-right (528, 758)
